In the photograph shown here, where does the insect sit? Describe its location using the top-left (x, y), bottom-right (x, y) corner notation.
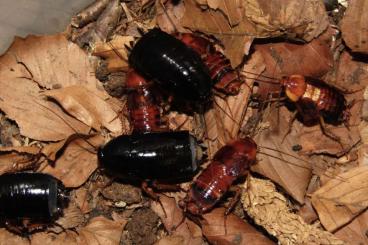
top-left (98, 130), bottom-right (204, 183)
top-left (128, 28), bottom-right (213, 107)
top-left (0, 172), bottom-right (69, 234)
top-left (181, 137), bottom-right (257, 216)
top-left (178, 33), bottom-right (242, 95)
top-left (126, 69), bottom-right (164, 133)
top-left (246, 72), bottom-right (351, 142)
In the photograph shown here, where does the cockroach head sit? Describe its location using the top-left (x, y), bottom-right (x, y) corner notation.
top-left (280, 75), bottom-right (307, 102)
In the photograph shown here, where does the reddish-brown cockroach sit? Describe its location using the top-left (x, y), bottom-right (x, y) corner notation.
top-left (181, 137), bottom-right (257, 216)
top-left (178, 33), bottom-right (243, 95)
top-left (245, 72), bottom-right (352, 142)
top-left (126, 69), bottom-right (164, 133)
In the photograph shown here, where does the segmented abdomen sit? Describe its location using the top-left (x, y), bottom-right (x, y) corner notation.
top-left (302, 79), bottom-right (346, 124)
top-left (179, 33), bottom-right (241, 95)
top-left (126, 69), bottom-right (162, 133)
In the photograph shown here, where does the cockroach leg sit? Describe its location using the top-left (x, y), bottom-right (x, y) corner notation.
top-left (225, 186), bottom-right (242, 216)
top-left (319, 116), bottom-right (344, 149)
top-left (149, 180), bottom-right (183, 192)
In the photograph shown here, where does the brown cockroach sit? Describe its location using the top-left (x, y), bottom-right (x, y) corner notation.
top-left (181, 137), bottom-right (257, 216)
top-left (126, 69), bottom-right (164, 133)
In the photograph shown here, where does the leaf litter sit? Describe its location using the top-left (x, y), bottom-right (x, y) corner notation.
top-left (0, 0), bottom-right (367, 244)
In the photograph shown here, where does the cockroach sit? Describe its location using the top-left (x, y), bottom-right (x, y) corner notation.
top-left (181, 137), bottom-right (256, 216)
top-left (178, 33), bottom-right (242, 95)
top-left (128, 28), bottom-right (213, 106)
top-left (98, 130), bottom-right (203, 183)
top-left (0, 172), bottom-right (69, 234)
top-left (280, 74), bottom-right (349, 127)
top-left (245, 72), bottom-right (351, 141)
top-left (126, 69), bottom-right (164, 133)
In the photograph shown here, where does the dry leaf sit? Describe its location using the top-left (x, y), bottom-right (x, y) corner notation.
top-left (50, 201), bottom-right (85, 233)
top-left (151, 195), bottom-right (204, 245)
top-left (92, 35), bottom-right (134, 72)
top-left (181, 0), bottom-right (254, 67)
top-left (77, 216), bottom-right (125, 245)
top-left (254, 37), bottom-right (333, 79)
top-left (31, 216), bottom-right (125, 245)
top-left (242, 176), bottom-right (344, 245)
top-left (0, 229), bottom-right (28, 245)
top-left (244, 0), bottom-right (329, 41)
top-left (334, 208), bottom-right (368, 245)
top-left (1, 34), bottom-right (103, 91)
top-left (196, 0), bottom-right (244, 26)
top-left (253, 107), bottom-right (312, 204)
top-left (202, 208), bottom-right (275, 245)
top-left (341, 0), bottom-right (368, 54)
top-left (156, 0), bottom-right (187, 33)
top-left (311, 166), bottom-right (368, 232)
top-left (43, 86), bottom-right (121, 134)
top-left (0, 146), bottom-right (41, 174)
top-left (41, 135), bottom-right (104, 188)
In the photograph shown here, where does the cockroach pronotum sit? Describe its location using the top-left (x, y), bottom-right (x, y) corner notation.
top-left (98, 130), bottom-right (203, 183)
top-left (178, 33), bottom-right (243, 95)
top-left (181, 137), bottom-right (256, 216)
top-left (0, 172), bottom-right (69, 234)
top-left (126, 69), bottom-right (164, 133)
top-left (129, 28), bottom-right (213, 107)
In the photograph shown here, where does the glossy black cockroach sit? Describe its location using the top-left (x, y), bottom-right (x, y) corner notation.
top-left (128, 28), bottom-right (213, 107)
top-left (98, 130), bottom-right (203, 183)
top-left (0, 172), bottom-right (68, 233)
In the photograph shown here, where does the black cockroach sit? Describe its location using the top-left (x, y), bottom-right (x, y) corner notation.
top-left (98, 130), bottom-right (203, 183)
top-left (128, 28), bottom-right (213, 106)
top-left (0, 172), bottom-right (69, 233)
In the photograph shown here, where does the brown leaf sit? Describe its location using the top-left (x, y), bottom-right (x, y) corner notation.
top-left (43, 86), bottom-right (121, 134)
top-left (253, 107), bottom-right (312, 204)
top-left (156, 0), bottom-right (187, 33)
top-left (78, 216), bottom-right (125, 245)
top-left (1, 34), bottom-right (104, 91)
top-left (242, 176), bottom-right (345, 244)
top-left (196, 0), bottom-right (244, 26)
top-left (31, 216), bottom-right (125, 245)
top-left (254, 36), bottom-right (333, 78)
top-left (92, 35), bottom-right (134, 72)
top-left (334, 208), bottom-right (368, 244)
top-left (50, 201), bottom-right (85, 233)
top-left (41, 135), bottom-right (104, 188)
top-left (244, 0), bottom-right (329, 41)
top-left (202, 208), bottom-right (275, 245)
top-left (0, 146), bottom-right (41, 174)
top-left (0, 74), bottom-right (90, 141)
top-left (341, 0), bottom-right (368, 54)
top-left (151, 195), bottom-right (204, 245)
top-left (311, 166), bottom-right (368, 232)
top-left (73, 187), bottom-right (94, 214)
top-left (0, 229), bottom-right (28, 245)
top-left (181, 0), bottom-right (254, 67)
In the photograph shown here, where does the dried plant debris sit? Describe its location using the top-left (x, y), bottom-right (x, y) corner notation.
top-left (241, 176), bottom-right (344, 245)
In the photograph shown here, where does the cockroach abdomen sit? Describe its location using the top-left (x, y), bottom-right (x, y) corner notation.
top-left (0, 173), bottom-right (68, 223)
top-left (129, 28), bottom-right (212, 104)
top-left (98, 131), bottom-right (203, 182)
